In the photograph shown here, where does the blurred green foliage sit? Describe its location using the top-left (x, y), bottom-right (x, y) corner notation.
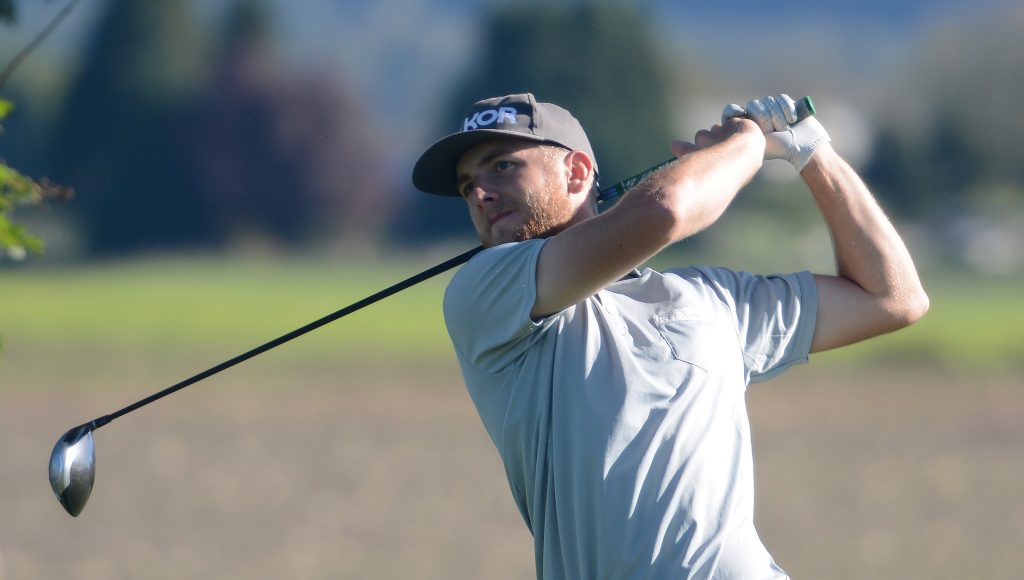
top-left (0, 99), bottom-right (71, 260)
top-left (0, 1), bottom-right (40, 259)
top-left (48, 0), bottom-right (213, 254)
top-left (866, 6), bottom-right (1024, 220)
top-left (1, 100), bottom-right (41, 258)
top-left (42, 0), bottom-right (388, 255)
top-left (0, 0), bottom-right (77, 265)
top-left (0, 0), bottom-right (1021, 269)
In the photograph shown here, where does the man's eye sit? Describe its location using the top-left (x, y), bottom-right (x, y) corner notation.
top-left (494, 160), bottom-right (514, 172)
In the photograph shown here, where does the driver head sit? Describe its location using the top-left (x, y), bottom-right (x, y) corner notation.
top-left (49, 424), bottom-right (96, 517)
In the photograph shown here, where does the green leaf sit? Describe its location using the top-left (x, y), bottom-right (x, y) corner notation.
top-left (0, 213), bottom-right (43, 258)
top-left (0, 99), bottom-right (12, 120)
top-left (0, 161), bottom-right (43, 208)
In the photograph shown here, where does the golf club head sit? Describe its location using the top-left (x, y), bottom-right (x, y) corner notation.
top-left (48, 424), bottom-right (96, 517)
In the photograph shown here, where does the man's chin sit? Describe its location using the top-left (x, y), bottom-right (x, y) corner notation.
top-left (482, 235), bottom-right (523, 248)
top-left (482, 227), bottom-right (561, 247)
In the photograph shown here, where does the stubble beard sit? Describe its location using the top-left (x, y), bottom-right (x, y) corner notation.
top-left (489, 180), bottom-right (573, 246)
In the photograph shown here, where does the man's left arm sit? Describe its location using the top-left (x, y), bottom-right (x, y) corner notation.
top-left (734, 95), bottom-right (930, 352)
top-left (801, 144), bottom-right (929, 352)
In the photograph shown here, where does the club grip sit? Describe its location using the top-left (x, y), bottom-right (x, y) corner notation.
top-left (795, 95), bottom-right (815, 121)
top-left (596, 95), bottom-right (817, 212)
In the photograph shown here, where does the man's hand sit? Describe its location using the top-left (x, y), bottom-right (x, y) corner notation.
top-left (723, 94), bottom-right (830, 172)
top-left (671, 116), bottom-right (764, 159)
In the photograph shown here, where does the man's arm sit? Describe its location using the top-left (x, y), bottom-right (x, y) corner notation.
top-left (733, 94), bottom-right (929, 352)
top-left (803, 144), bottom-right (929, 352)
top-left (531, 118), bottom-right (765, 318)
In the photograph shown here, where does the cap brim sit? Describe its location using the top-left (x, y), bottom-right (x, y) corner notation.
top-left (412, 129), bottom-right (549, 196)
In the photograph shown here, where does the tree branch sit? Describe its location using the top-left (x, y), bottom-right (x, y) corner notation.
top-left (0, 0), bottom-right (81, 92)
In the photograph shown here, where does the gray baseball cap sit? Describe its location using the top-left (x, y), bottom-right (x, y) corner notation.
top-left (412, 93), bottom-right (598, 196)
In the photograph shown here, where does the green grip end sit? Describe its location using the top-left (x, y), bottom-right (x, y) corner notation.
top-left (797, 96), bottom-right (816, 120)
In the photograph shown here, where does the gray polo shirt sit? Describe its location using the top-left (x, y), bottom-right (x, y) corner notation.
top-left (443, 239), bottom-right (816, 579)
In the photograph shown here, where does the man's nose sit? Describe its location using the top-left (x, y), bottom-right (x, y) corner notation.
top-left (469, 183), bottom-right (499, 205)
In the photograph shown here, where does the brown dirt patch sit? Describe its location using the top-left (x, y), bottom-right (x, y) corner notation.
top-left (2, 360), bottom-right (1021, 579)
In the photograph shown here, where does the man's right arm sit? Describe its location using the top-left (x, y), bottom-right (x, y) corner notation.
top-left (531, 118), bottom-right (765, 318)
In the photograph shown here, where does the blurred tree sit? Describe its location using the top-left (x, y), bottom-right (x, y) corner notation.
top-left (396, 2), bottom-right (678, 242)
top-left (865, 6), bottom-right (1024, 218)
top-left (49, 0), bottom-right (211, 255)
top-left (1, 99), bottom-right (72, 259)
top-left (186, 0), bottom-right (391, 248)
top-left (2, 0), bottom-right (77, 357)
top-left (1, 0), bottom-right (77, 261)
top-left (863, 127), bottom-right (927, 216)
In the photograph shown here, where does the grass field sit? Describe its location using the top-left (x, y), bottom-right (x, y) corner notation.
top-left (2, 256), bottom-right (1023, 578)
top-left (3, 254), bottom-right (1022, 370)
top-left (0, 255), bottom-right (461, 365)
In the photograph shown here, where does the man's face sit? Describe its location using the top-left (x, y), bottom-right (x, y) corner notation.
top-left (455, 140), bottom-right (574, 247)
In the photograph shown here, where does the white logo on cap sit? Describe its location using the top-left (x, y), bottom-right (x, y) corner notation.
top-left (463, 106), bottom-right (519, 132)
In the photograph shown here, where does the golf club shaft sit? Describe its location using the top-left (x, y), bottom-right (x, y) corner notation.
top-left (83, 156), bottom-right (671, 430)
top-left (87, 246), bottom-right (484, 430)
top-left (82, 95), bottom-right (817, 430)
top-left (596, 96), bottom-right (815, 210)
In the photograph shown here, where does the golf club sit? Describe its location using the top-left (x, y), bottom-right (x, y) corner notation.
top-left (48, 245), bottom-right (482, 517)
top-left (596, 96), bottom-right (815, 210)
top-left (49, 96), bottom-right (816, 517)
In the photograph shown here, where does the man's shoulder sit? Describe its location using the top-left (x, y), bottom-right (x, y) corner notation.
top-left (444, 240), bottom-right (547, 313)
top-left (442, 240), bottom-right (554, 371)
top-left (448, 240), bottom-right (545, 284)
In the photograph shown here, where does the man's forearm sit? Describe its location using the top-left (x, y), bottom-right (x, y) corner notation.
top-left (802, 144), bottom-right (929, 350)
top-left (639, 119), bottom-right (765, 243)
top-left (531, 120), bottom-right (763, 319)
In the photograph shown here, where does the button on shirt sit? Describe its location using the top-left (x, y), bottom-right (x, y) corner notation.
top-left (443, 239), bottom-right (817, 579)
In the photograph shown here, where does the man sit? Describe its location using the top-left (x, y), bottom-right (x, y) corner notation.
top-left (412, 93), bottom-right (928, 579)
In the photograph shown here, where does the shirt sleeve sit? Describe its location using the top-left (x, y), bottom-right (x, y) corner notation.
top-left (442, 239), bottom-right (557, 374)
top-left (693, 266), bottom-right (818, 382)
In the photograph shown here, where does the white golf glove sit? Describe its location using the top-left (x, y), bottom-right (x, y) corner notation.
top-left (722, 94), bottom-right (830, 172)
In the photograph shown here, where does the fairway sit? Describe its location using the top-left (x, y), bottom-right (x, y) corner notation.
top-left (3, 257), bottom-right (1023, 578)
top-left (3, 255), bottom-right (1023, 369)
top-left (1, 255), bottom-right (462, 366)
top-left (2, 361), bottom-right (1022, 579)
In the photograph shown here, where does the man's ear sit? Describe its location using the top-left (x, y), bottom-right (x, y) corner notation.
top-left (564, 150), bottom-right (595, 196)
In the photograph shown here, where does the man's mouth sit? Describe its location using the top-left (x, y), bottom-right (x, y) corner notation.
top-left (488, 210), bottom-right (514, 226)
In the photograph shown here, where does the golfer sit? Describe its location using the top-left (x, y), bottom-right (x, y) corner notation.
top-left (412, 93), bottom-right (928, 579)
